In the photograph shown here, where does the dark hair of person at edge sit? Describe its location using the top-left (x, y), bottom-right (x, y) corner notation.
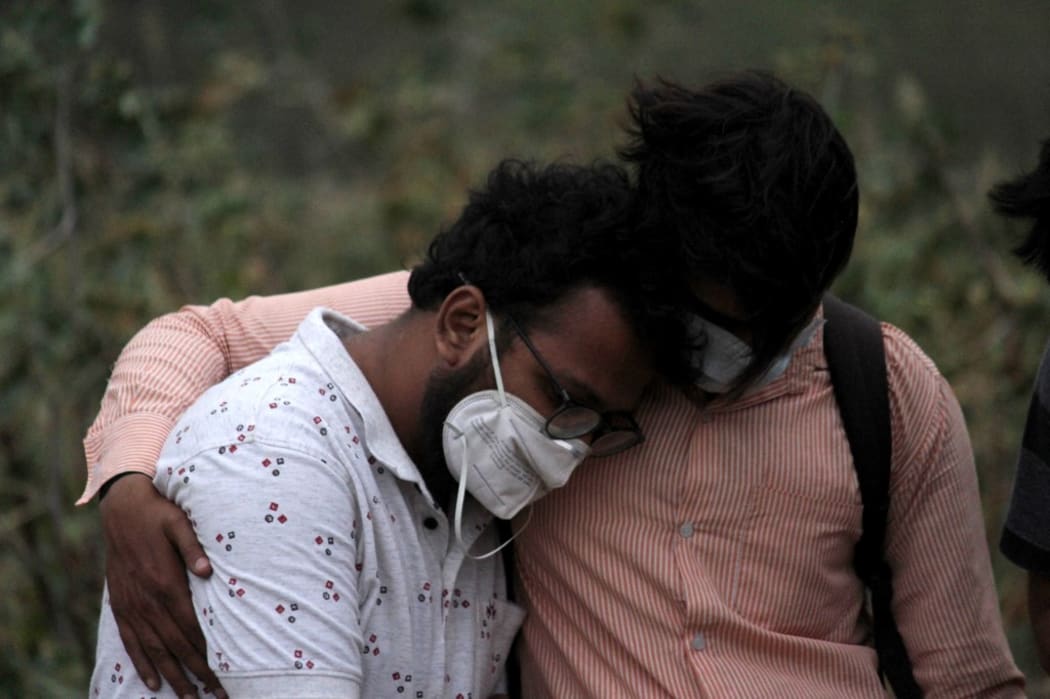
top-left (407, 157), bottom-right (695, 388)
top-left (990, 139), bottom-right (1050, 280)
top-left (620, 69), bottom-right (860, 398)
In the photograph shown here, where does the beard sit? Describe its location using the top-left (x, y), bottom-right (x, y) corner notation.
top-left (417, 347), bottom-right (491, 509)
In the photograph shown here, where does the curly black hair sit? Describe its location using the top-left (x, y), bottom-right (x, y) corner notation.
top-left (989, 139), bottom-right (1050, 283)
top-left (407, 158), bottom-right (693, 385)
top-left (620, 70), bottom-right (859, 394)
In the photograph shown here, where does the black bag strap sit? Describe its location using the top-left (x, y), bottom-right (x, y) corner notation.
top-left (495, 518), bottom-right (523, 698)
top-left (822, 294), bottom-right (922, 698)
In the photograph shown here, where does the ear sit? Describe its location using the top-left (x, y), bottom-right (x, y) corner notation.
top-left (434, 285), bottom-right (489, 368)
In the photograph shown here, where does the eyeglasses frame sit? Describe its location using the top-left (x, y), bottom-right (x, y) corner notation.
top-left (503, 313), bottom-right (645, 456)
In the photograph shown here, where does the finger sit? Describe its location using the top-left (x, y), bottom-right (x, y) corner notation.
top-left (130, 615), bottom-right (202, 699)
top-left (111, 585), bottom-right (201, 698)
top-left (166, 571), bottom-right (209, 655)
top-left (113, 585), bottom-right (220, 698)
top-left (166, 590), bottom-right (222, 692)
top-left (150, 608), bottom-right (217, 696)
top-left (113, 619), bottom-right (162, 693)
top-left (160, 512), bottom-right (224, 694)
top-left (109, 589), bottom-right (204, 698)
top-left (165, 510), bottom-right (213, 578)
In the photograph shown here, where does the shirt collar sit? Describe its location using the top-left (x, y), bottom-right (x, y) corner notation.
top-left (699, 306), bottom-right (826, 413)
top-left (293, 307), bottom-right (423, 485)
top-left (292, 307), bottom-right (491, 537)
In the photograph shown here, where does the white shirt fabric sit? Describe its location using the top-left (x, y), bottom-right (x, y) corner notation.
top-left (90, 307), bottom-right (524, 698)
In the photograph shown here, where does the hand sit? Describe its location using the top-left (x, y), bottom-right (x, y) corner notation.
top-left (100, 473), bottom-right (225, 698)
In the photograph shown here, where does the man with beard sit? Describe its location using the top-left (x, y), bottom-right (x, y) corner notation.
top-left (88, 159), bottom-right (686, 698)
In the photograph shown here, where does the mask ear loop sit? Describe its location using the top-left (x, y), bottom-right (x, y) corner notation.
top-left (456, 273), bottom-right (507, 407)
top-left (485, 310), bottom-right (507, 408)
top-left (453, 444), bottom-right (472, 550)
top-left (453, 445), bottom-right (535, 560)
top-left (452, 440), bottom-right (537, 560)
top-left (453, 309), bottom-right (533, 559)
top-left (466, 505), bottom-right (532, 561)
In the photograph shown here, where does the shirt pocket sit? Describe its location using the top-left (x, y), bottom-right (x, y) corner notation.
top-left (732, 485), bottom-right (864, 641)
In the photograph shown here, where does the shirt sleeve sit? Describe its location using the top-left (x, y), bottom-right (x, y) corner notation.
top-left (157, 436), bottom-right (367, 698)
top-left (78, 270), bottom-right (412, 503)
top-left (881, 326), bottom-right (1024, 697)
top-left (1000, 342), bottom-right (1050, 574)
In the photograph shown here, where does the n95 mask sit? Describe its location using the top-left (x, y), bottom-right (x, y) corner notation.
top-left (688, 314), bottom-right (824, 394)
top-left (443, 389), bottom-right (590, 520)
top-left (442, 311), bottom-right (590, 558)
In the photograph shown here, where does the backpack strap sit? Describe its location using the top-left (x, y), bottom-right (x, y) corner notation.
top-left (821, 294), bottom-right (923, 698)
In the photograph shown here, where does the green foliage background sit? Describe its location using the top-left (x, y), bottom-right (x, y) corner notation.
top-left (2, 1), bottom-right (1049, 695)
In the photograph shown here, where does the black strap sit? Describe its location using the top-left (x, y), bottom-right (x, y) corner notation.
top-left (822, 294), bottom-right (922, 698)
top-left (496, 518), bottom-right (522, 698)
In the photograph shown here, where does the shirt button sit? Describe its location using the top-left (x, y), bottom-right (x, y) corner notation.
top-left (423, 517), bottom-right (439, 530)
top-left (679, 522), bottom-right (695, 538)
top-left (691, 632), bottom-right (706, 651)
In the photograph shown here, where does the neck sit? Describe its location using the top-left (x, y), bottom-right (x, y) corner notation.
top-left (342, 312), bottom-right (455, 505)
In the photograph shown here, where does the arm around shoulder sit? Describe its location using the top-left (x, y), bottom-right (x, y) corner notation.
top-left (79, 270), bottom-right (411, 503)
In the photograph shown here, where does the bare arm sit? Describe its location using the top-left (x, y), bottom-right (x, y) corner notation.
top-left (84, 270), bottom-right (410, 695)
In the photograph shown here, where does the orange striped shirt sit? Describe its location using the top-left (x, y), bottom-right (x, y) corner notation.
top-left (81, 271), bottom-right (1024, 697)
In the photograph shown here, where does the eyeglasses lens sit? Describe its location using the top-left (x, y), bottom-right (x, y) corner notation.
top-left (590, 430), bottom-right (642, 456)
top-left (546, 404), bottom-right (602, 439)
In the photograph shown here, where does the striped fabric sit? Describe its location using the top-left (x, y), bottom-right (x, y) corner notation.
top-left (81, 271), bottom-right (1023, 697)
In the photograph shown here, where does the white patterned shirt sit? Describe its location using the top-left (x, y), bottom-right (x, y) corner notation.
top-left (90, 306), bottom-right (523, 698)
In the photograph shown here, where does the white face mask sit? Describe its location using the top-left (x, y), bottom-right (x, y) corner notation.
top-left (688, 314), bottom-right (824, 394)
top-left (443, 311), bottom-right (590, 557)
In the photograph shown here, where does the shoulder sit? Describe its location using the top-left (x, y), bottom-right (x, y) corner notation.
top-left (879, 322), bottom-right (967, 479)
top-left (880, 322), bottom-right (945, 402)
top-left (309, 270), bottom-right (412, 327)
top-left (162, 339), bottom-right (330, 456)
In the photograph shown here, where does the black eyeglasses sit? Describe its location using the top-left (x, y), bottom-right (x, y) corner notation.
top-left (505, 315), bottom-right (644, 457)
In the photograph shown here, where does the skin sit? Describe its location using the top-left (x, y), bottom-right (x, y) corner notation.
top-left (99, 283), bottom-right (653, 698)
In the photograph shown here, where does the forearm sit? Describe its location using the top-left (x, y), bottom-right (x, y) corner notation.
top-left (81, 308), bottom-right (238, 502)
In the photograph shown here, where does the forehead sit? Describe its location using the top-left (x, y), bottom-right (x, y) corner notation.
top-left (520, 287), bottom-right (653, 410)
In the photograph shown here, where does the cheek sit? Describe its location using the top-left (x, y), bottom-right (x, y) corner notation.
top-left (517, 384), bottom-right (562, 419)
